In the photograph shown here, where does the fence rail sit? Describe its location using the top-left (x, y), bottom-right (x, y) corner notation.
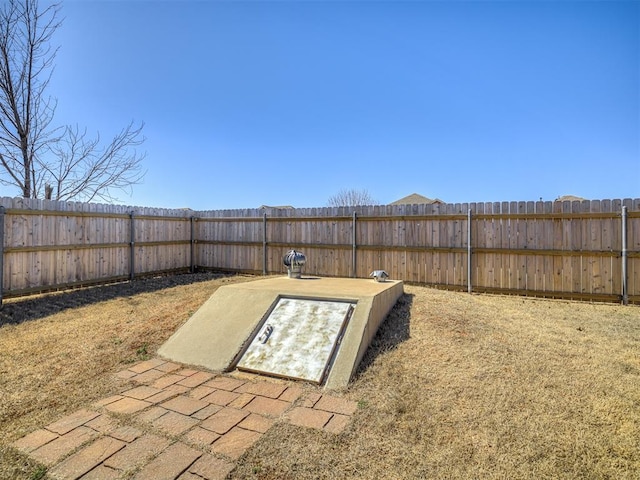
top-left (1, 197), bottom-right (639, 304)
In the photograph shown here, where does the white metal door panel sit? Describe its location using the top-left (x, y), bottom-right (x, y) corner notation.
top-left (236, 297), bottom-right (355, 383)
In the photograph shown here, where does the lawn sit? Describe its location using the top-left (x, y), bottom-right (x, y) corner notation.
top-left (1, 273), bottom-right (639, 479)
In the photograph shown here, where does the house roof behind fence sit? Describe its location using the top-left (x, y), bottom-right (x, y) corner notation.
top-left (259, 205), bottom-right (294, 210)
top-left (555, 195), bottom-right (586, 202)
top-left (389, 193), bottom-right (444, 205)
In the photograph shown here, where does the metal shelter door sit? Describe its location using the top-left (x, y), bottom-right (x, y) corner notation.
top-left (236, 297), bottom-right (355, 384)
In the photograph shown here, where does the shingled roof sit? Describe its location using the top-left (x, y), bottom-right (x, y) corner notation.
top-left (390, 193), bottom-right (444, 205)
top-left (259, 205), bottom-right (294, 210)
top-left (555, 195), bottom-right (586, 202)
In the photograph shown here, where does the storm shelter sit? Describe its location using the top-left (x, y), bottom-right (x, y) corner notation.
top-left (158, 276), bottom-right (403, 389)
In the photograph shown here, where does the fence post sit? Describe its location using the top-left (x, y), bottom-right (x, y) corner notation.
top-left (0, 206), bottom-right (4, 307)
top-left (263, 213), bottom-right (267, 275)
top-left (190, 216), bottom-right (196, 274)
top-left (622, 206), bottom-right (628, 305)
top-left (467, 209), bottom-right (472, 293)
top-left (351, 212), bottom-right (357, 278)
top-left (129, 211), bottom-right (135, 281)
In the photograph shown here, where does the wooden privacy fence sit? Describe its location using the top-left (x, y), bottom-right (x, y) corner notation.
top-left (0, 198), bottom-right (194, 300)
top-left (1, 197), bottom-right (639, 304)
top-left (197, 199), bottom-right (640, 304)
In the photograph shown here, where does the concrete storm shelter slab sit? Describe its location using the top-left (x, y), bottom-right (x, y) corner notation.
top-left (157, 277), bottom-right (404, 389)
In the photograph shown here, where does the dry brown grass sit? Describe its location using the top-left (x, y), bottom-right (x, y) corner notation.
top-left (1, 275), bottom-right (639, 479)
top-left (0, 273), bottom-right (256, 480)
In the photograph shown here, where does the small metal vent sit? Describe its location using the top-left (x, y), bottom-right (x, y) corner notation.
top-left (283, 250), bottom-right (306, 278)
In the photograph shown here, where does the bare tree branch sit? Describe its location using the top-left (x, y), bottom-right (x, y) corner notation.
top-left (43, 121), bottom-right (146, 202)
top-left (0, 0), bottom-right (145, 202)
top-left (327, 188), bottom-right (378, 207)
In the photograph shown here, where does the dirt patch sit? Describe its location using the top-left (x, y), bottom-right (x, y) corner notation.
top-left (1, 275), bottom-right (639, 479)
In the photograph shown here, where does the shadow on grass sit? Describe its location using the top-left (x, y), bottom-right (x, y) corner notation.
top-left (0, 272), bottom-right (236, 326)
top-left (354, 292), bottom-right (413, 379)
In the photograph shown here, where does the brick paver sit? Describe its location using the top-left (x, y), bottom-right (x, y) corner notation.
top-left (286, 407), bottom-right (333, 430)
top-left (314, 395), bottom-right (358, 415)
top-left (324, 413), bottom-right (351, 434)
top-left (200, 407), bottom-right (249, 435)
top-left (152, 373), bottom-right (188, 389)
top-left (188, 385), bottom-right (216, 400)
top-left (238, 413), bottom-right (274, 433)
top-left (155, 361), bottom-right (182, 373)
top-left (243, 396), bottom-right (289, 417)
top-left (131, 368), bottom-right (166, 384)
top-left (30, 426), bottom-right (97, 466)
top-left (177, 472), bottom-right (201, 480)
top-left (227, 393), bottom-right (255, 409)
top-left (134, 442), bottom-right (202, 480)
top-left (176, 371), bottom-right (214, 388)
top-left (278, 385), bottom-right (303, 403)
top-left (204, 376), bottom-right (245, 392)
top-left (236, 380), bottom-right (288, 399)
top-left (104, 397), bottom-right (151, 415)
top-left (48, 436), bottom-right (125, 480)
top-left (202, 389), bottom-right (240, 406)
top-left (109, 425), bottom-right (142, 443)
top-left (161, 395), bottom-right (209, 416)
top-left (136, 406), bottom-right (168, 423)
top-left (84, 414), bottom-right (116, 434)
top-left (164, 384), bottom-right (190, 395)
top-left (211, 427), bottom-right (262, 460)
top-left (122, 385), bottom-right (163, 400)
top-left (104, 433), bottom-right (170, 471)
top-left (128, 358), bottom-right (167, 374)
top-left (182, 426), bottom-right (221, 447)
top-left (80, 465), bottom-right (120, 480)
top-left (12, 429), bottom-right (58, 453)
top-left (115, 369), bottom-right (138, 380)
top-left (15, 359), bottom-right (360, 480)
top-left (191, 403), bottom-right (222, 421)
top-left (45, 409), bottom-right (100, 435)
top-left (92, 395), bottom-right (124, 408)
top-left (188, 453), bottom-right (235, 480)
top-left (152, 411), bottom-right (199, 436)
top-left (300, 392), bottom-right (322, 408)
top-left (145, 388), bottom-right (179, 404)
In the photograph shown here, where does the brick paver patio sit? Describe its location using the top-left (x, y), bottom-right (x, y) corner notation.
top-left (13, 358), bottom-right (359, 480)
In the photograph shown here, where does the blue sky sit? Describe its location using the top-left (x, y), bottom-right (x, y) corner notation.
top-left (41, 0), bottom-right (640, 210)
